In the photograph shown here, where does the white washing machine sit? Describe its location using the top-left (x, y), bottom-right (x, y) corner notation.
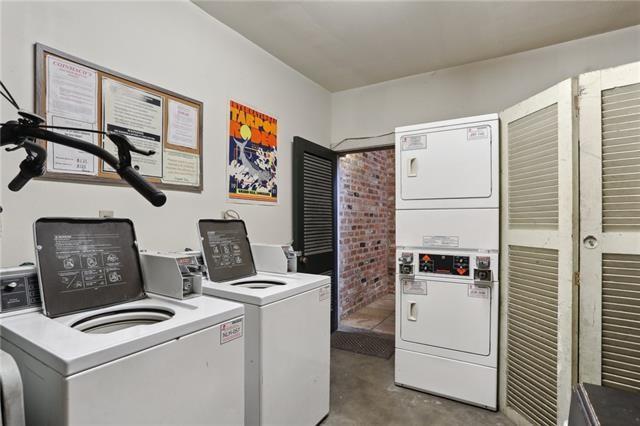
top-left (395, 114), bottom-right (500, 410)
top-left (197, 219), bottom-right (331, 426)
top-left (0, 218), bottom-right (246, 426)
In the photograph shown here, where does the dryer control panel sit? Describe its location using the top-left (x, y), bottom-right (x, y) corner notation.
top-left (397, 249), bottom-right (498, 283)
top-left (419, 254), bottom-right (470, 276)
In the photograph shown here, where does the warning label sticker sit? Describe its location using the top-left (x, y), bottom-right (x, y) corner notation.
top-left (423, 235), bottom-right (459, 248)
top-left (468, 284), bottom-right (490, 299)
top-left (467, 126), bottom-right (490, 141)
top-left (319, 285), bottom-right (331, 301)
top-left (220, 318), bottom-right (243, 344)
top-left (401, 135), bottom-right (427, 151)
top-left (402, 279), bottom-right (427, 295)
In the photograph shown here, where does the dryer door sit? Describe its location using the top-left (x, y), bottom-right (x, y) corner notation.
top-left (400, 278), bottom-right (491, 356)
top-left (395, 116), bottom-right (499, 210)
top-left (400, 126), bottom-right (492, 201)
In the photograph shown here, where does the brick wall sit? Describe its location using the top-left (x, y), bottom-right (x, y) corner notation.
top-left (338, 149), bottom-right (395, 319)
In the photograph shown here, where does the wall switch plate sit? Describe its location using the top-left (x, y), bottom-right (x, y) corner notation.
top-left (99, 210), bottom-right (114, 218)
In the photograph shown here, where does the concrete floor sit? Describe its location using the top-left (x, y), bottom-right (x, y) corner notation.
top-left (341, 294), bottom-right (395, 335)
top-left (322, 348), bottom-right (513, 426)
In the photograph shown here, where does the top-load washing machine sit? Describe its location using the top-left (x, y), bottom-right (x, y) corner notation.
top-left (0, 218), bottom-right (245, 426)
top-left (394, 114), bottom-right (500, 410)
top-left (196, 219), bottom-right (331, 426)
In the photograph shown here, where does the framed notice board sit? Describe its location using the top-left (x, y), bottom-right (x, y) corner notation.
top-left (34, 43), bottom-right (203, 192)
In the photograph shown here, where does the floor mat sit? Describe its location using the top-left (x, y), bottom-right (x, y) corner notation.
top-left (331, 331), bottom-right (395, 359)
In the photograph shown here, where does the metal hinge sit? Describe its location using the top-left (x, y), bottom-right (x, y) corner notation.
top-left (574, 271), bottom-right (581, 287)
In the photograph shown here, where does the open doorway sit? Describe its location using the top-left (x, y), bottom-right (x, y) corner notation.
top-left (337, 148), bottom-right (396, 336)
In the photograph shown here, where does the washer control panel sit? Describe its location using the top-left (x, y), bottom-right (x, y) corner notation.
top-left (1, 265), bottom-right (41, 315)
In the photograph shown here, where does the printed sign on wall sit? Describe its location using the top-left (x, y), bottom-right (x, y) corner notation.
top-left (227, 100), bottom-right (278, 203)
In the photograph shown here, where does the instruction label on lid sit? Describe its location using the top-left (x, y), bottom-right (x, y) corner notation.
top-left (220, 318), bottom-right (243, 344)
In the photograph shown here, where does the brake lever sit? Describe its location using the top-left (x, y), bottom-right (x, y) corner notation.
top-left (106, 133), bottom-right (157, 173)
top-left (107, 133), bottom-right (155, 157)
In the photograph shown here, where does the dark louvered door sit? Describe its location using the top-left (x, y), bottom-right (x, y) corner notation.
top-left (292, 136), bottom-right (338, 332)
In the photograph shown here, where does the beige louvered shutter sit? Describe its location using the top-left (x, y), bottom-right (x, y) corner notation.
top-left (579, 62), bottom-right (640, 393)
top-left (499, 78), bottom-right (579, 426)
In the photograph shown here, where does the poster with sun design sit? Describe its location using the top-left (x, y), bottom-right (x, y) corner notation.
top-left (227, 100), bottom-right (278, 203)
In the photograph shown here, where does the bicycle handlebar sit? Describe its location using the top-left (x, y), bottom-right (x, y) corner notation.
top-left (1, 121), bottom-right (167, 207)
top-left (6, 140), bottom-right (46, 191)
top-left (117, 165), bottom-right (167, 207)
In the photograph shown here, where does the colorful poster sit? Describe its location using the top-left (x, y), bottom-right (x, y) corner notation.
top-left (227, 100), bottom-right (278, 203)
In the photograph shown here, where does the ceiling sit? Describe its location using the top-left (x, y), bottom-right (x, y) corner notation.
top-left (194, 1), bottom-right (640, 92)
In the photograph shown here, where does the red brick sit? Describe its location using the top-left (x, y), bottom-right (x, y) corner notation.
top-left (338, 149), bottom-right (396, 319)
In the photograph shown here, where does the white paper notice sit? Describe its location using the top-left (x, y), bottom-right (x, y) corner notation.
top-left (168, 100), bottom-right (198, 149)
top-left (102, 78), bottom-right (163, 177)
top-left (162, 149), bottom-right (199, 186)
top-left (46, 55), bottom-right (97, 123)
top-left (47, 115), bottom-right (98, 174)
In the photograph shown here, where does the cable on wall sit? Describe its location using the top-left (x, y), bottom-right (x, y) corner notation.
top-left (330, 131), bottom-right (395, 151)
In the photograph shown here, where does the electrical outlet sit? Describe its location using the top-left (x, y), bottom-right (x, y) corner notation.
top-left (99, 210), bottom-right (114, 218)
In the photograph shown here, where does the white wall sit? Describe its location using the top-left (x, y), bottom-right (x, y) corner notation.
top-left (331, 25), bottom-right (640, 151)
top-left (0, 1), bottom-right (331, 265)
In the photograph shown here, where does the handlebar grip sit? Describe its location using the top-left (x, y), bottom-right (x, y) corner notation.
top-left (117, 166), bottom-right (167, 207)
top-left (8, 170), bottom-right (32, 192)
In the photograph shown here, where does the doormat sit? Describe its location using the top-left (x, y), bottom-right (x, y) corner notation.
top-left (331, 331), bottom-right (395, 359)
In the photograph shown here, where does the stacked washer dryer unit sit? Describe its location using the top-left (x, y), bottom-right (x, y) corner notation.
top-left (394, 114), bottom-right (500, 410)
top-left (0, 218), bottom-right (245, 426)
top-left (196, 219), bottom-right (331, 426)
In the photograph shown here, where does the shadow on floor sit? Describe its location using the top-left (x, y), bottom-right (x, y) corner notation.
top-left (321, 348), bottom-right (513, 426)
top-left (340, 293), bottom-right (395, 335)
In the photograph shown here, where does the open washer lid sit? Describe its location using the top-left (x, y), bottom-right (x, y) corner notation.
top-left (34, 218), bottom-right (146, 318)
top-left (197, 219), bottom-right (256, 282)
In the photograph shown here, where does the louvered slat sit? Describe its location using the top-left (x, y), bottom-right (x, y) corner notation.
top-left (602, 83), bottom-right (640, 231)
top-left (508, 104), bottom-right (559, 229)
top-left (303, 152), bottom-right (334, 255)
top-left (507, 245), bottom-right (559, 426)
top-left (602, 253), bottom-right (640, 392)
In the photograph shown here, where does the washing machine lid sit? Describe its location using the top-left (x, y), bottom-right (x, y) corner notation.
top-left (0, 295), bottom-right (244, 376)
top-left (197, 219), bottom-right (256, 282)
top-left (202, 272), bottom-right (330, 306)
top-left (33, 218), bottom-right (146, 318)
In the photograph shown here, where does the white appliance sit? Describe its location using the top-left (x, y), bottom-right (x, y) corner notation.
top-left (250, 244), bottom-right (298, 274)
top-left (140, 250), bottom-right (204, 299)
top-left (395, 114), bottom-right (500, 410)
top-left (197, 219), bottom-right (331, 426)
top-left (0, 218), bottom-right (246, 426)
top-left (1, 296), bottom-right (245, 426)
